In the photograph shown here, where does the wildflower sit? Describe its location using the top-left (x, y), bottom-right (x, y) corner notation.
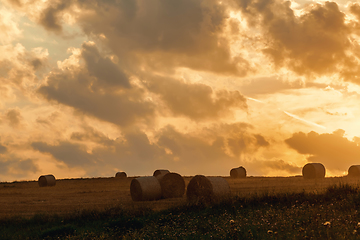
top-left (267, 230), bottom-right (273, 234)
top-left (323, 221), bottom-right (331, 227)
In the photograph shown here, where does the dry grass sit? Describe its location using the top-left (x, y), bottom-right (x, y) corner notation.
top-left (1, 176), bottom-right (360, 218)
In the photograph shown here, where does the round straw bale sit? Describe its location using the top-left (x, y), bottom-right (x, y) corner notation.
top-left (156, 172), bottom-right (185, 198)
top-left (186, 175), bottom-right (230, 204)
top-left (302, 163), bottom-right (326, 179)
top-left (115, 172), bottom-right (127, 178)
top-left (230, 167), bottom-right (246, 178)
top-left (38, 174), bottom-right (56, 187)
top-left (348, 165), bottom-right (360, 177)
top-left (130, 176), bottom-right (162, 201)
top-left (153, 169), bottom-right (170, 177)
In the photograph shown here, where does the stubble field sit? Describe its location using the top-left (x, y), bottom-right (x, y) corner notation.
top-left (1, 175), bottom-right (360, 218)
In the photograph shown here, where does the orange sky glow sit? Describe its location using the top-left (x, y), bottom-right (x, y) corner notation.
top-left (1, 0), bottom-right (360, 181)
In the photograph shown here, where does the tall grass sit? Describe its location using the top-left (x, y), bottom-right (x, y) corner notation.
top-left (1, 183), bottom-right (360, 239)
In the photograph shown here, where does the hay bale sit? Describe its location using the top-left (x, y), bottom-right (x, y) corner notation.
top-left (115, 172), bottom-right (127, 178)
top-left (348, 165), bottom-right (360, 177)
top-left (186, 175), bottom-right (230, 203)
top-left (302, 163), bottom-right (326, 179)
top-left (156, 172), bottom-right (185, 198)
top-left (153, 169), bottom-right (170, 177)
top-left (38, 174), bottom-right (56, 187)
top-left (230, 167), bottom-right (246, 178)
top-left (130, 176), bottom-right (162, 201)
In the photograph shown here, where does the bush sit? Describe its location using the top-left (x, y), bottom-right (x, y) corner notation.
top-left (40, 224), bottom-right (76, 239)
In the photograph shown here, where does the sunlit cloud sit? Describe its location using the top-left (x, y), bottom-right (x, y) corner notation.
top-left (2, 0), bottom-right (360, 181)
top-left (283, 111), bottom-right (326, 129)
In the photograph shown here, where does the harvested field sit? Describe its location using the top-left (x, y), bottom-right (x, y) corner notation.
top-left (1, 176), bottom-right (360, 218)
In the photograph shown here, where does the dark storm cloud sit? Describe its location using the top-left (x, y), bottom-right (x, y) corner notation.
top-left (146, 76), bottom-right (247, 120)
top-left (38, 43), bottom-right (155, 127)
top-left (285, 129), bottom-right (360, 172)
top-left (31, 141), bottom-right (98, 167)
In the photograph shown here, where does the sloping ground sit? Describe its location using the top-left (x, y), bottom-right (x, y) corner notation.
top-left (0, 176), bottom-right (359, 218)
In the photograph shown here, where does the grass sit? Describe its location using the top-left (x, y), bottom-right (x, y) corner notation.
top-left (2, 183), bottom-right (360, 239)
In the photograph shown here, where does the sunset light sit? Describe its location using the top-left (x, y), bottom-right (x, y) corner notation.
top-left (1, 0), bottom-right (360, 181)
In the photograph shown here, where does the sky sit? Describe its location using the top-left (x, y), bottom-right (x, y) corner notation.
top-left (1, 0), bottom-right (360, 181)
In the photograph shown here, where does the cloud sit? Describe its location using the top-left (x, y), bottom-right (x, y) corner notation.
top-left (155, 123), bottom-right (270, 174)
top-left (5, 0), bottom-right (360, 181)
top-left (0, 144), bottom-right (7, 154)
top-left (0, 138), bottom-right (38, 179)
top-left (285, 129), bottom-right (360, 172)
top-left (0, 155), bottom-right (38, 176)
top-left (246, 159), bottom-right (301, 175)
top-left (32, 130), bottom-right (170, 175)
top-left (232, 0), bottom-right (360, 82)
top-left (70, 125), bottom-right (115, 146)
top-left (75, 0), bottom-right (248, 74)
top-left (80, 43), bottom-right (131, 89)
top-left (31, 141), bottom-right (98, 168)
top-left (0, 5), bottom-right (22, 44)
top-left (238, 76), bottom-right (304, 96)
top-left (38, 41), bottom-right (249, 126)
top-left (35, 111), bottom-right (60, 127)
top-left (7, 0), bottom-right (251, 75)
top-left (28, 122), bottom-right (273, 177)
top-left (5, 109), bottom-right (23, 128)
top-left (38, 2), bottom-right (70, 33)
top-left (146, 75), bottom-right (247, 120)
top-left (38, 43), bottom-right (155, 127)
top-left (8, 0), bottom-right (360, 83)
top-left (0, 44), bottom-right (48, 95)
